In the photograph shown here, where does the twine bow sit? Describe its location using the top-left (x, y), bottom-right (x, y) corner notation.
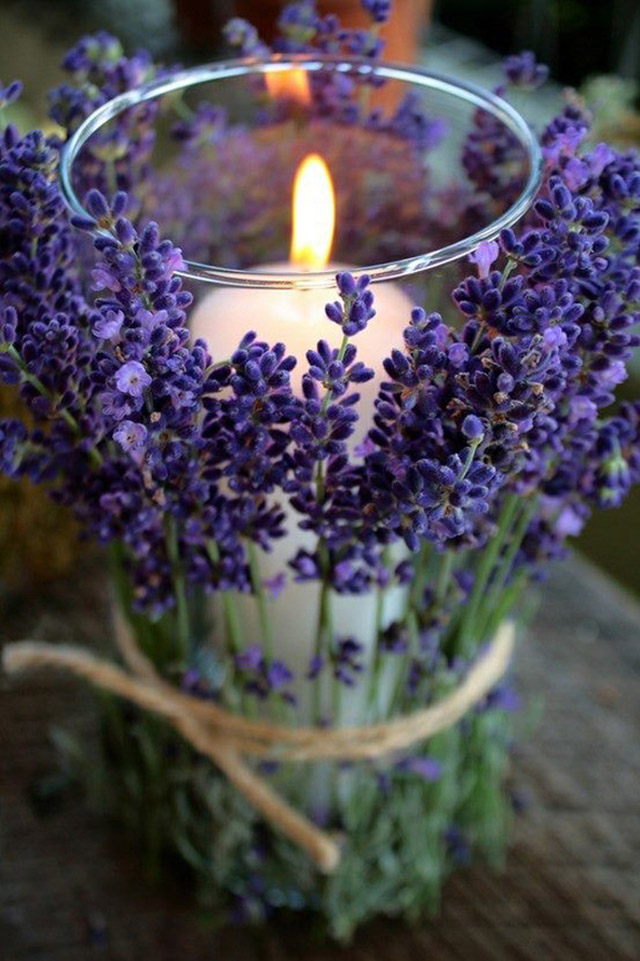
top-left (2, 620), bottom-right (514, 872)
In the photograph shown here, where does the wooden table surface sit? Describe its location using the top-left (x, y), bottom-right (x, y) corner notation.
top-left (1, 554), bottom-right (639, 961)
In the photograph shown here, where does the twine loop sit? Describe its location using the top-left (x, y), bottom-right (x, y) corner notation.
top-left (2, 621), bottom-right (514, 872)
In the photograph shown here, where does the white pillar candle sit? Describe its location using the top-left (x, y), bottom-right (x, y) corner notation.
top-left (190, 155), bottom-right (414, 720)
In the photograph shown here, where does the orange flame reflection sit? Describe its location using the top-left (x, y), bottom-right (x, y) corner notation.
top-left (265, 68), bottom-right (310, 105)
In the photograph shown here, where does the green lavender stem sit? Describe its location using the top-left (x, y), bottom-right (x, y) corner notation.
top-left (206, 541), bottom-right (244, 655)
top-left (389, 608), bottom-right (419, 716)
top-left (478, 496), bottom-right (538, 639)
top-left (366, 548), bottom-right (394, 718)
top-left (170, 92), bottom-right (196, 122)
top-left (460, 436), bottom-right (482, 479)
top-left (484, 570), bottom-right (528, 643)
top-left (247, 540), bottom-right (275, 662)
top-left (406, 541), bottom-right (434, 617)
top-left (435, 549), bottom-right (455, 605)
top-left (165, 516), bottom-right (190, 661)
top-left (312, 560), bottom-right (333, 723)
top-left (458, 493), bottom-right (520, 656)
top-left (311, 333), bottom-right (349, 719)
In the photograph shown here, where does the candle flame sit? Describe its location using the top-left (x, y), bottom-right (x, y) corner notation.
top-left (290, 154), bottom-right (335, 270)
top-left (265, 68), bottom-right (310, 105)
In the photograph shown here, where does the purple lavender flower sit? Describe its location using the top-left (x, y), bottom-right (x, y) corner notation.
top-left (91, 308), bottom-right (124, 340)
top-left (0, 80), bottom-right (23, 110)
top-left (290, 549), bottom-right (321, 582)
top-left (542, 326), bottom-right (568, 351)
top-left (503, 51), bottom-right (549, 89)
top-left (552, 503), bottom-right (584, 537)
top-left (306, 340), bottom-right (374, 398)
top-left (0, 420), bottom-right (27, 477)
top-left (398, 756), bottom-right (442, 781)
top-left (445, 826), bottom-right (471, 866)
top-left (115, 361), bottom-right (152, 398)
top-left (202, 331), bottom-right (297, 546)
top-left (482, 683), bottom-right (521, 712)
top-left (235, 645), bottom-right (296, 704)
top-left (331, 637), bottom-right (364, 687)
top-left (417, 456), bottom-right (495, 537)
top-left (307, 653), bottom-right (324, 680)
top-left (463, 103), bottom-right (528, 208)
top-left (223, 18), bottom-right (269, 56)
top-left (589, 142), bottom-right (617, 178)
top-left (541, 103), bottom-right (590, 166)
top-left (236, 645), bottom-right (263, 673)
top-left (263, 572), bottom-right (286, 599)
top-left (48, 34), bottom-right (162, 212)
top-left (468, 240), bottom-right (500, 278)
top-left (267, 660), bottom-right (294, 692)
top-left (277, 1), bottom-right (319, 46)
top-left (361, 1), bottom-right (392, 24)
top-left (380, 622), bottom-right (408, 654)
top-left (181, 668), bottom-right (216, 701)
top-left (113, 420), bottom-right (147, 452)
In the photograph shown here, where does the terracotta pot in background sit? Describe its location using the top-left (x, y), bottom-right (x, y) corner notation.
top-left (239, 0), bottom-right (431, 61)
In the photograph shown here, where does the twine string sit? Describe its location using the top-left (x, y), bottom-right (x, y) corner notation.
top-left (2, 621), bottom-right (514, 872)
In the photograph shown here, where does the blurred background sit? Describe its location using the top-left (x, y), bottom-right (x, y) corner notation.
top-left (1, 0), bottom-right (639, 596)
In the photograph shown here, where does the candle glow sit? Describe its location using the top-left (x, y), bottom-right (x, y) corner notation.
top-left (290, 153), bottom-right (336, 271)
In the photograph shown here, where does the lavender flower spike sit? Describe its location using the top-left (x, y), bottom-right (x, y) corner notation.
top-left (325, 272), bottom-right (376, 336)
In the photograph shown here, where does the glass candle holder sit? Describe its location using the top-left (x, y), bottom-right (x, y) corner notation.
top-left (60, 55), bottom-right (542, 278)
top-left (58, 56), bottom-right (542, 935)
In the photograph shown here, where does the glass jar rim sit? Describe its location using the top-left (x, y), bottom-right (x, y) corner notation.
top-left (59, 53), bottom-right (544, 290)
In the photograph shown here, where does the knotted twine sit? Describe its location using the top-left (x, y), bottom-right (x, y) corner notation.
top-left (2, 619), bottom-right (514, 873)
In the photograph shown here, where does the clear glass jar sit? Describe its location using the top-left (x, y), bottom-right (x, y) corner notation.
top-left (61, 54), bottom-right (542, 282)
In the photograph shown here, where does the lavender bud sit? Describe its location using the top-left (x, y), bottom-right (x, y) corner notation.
top-left (1, 307), bottom-right (18, 345)
top-left (336, 271), bottom-right (357, 297)
top-left (85, 189), bottom-right (110, 221)
top-left (462, 414), bottom-right (484, 440)
top-left (325, 302), bottom-right (343, 324)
